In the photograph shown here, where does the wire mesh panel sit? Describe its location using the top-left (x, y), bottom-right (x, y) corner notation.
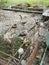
top-left (0, 36), bottom-right (31, 65)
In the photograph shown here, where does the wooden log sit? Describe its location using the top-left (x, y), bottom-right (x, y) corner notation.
top-left (26, 41), bottom-right (38, 65)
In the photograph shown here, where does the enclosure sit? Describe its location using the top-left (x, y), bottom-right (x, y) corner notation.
top-left (0, 0), bottom-right (49, 65)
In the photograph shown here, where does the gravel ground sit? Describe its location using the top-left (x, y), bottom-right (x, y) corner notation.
top-left (0, 9), bottom-right (41, 36)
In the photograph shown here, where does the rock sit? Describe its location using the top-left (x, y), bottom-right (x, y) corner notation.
top-left (42, 9), bottom-right (49, 17)
top-left (12, 24), bottom-right (17, 28)
top-left (40, 22), bottom-right (44, 27)
top-left (19, 32), bottom-right (27, 37)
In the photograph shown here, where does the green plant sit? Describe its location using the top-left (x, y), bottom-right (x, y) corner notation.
top-left (0, 36), bottom-right (23, 59)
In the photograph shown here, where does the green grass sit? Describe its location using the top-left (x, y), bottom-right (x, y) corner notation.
top-left (0, 0), bottom-right (49, 6)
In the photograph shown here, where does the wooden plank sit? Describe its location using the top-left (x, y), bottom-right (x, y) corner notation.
top-left (2, 8), bottom-right (43, 14)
